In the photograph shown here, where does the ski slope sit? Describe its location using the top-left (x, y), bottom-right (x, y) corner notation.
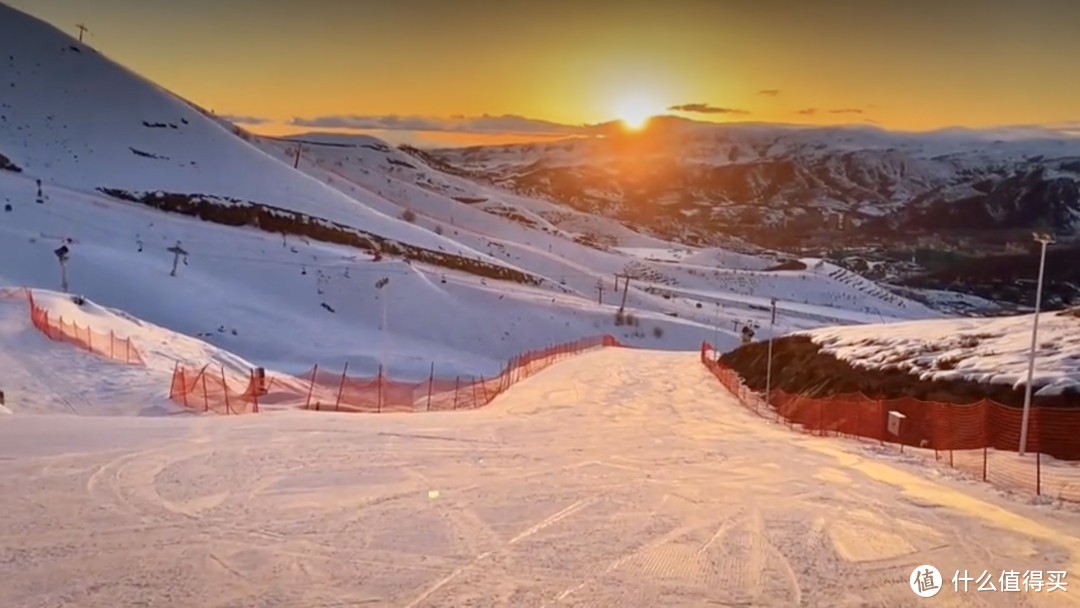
top-left (2, 348), bottom-right (1079, 606)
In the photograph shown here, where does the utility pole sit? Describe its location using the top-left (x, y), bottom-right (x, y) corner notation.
top-left (618, 274), bottom-right (631, 313)
top-left (765, 298), bottom-right (778, 407)
top-left (53, 245), bottom-right (70, 292)
top-left (713, 301), bottom-right (720, 347)
top-left (1019, 233), bottom-right (1054, 456)
top-left (292, 143), bottom-right (304, 169)
top-left (76, 24), bottom-right (89, 42)
top-left (375, 277), bottom-right (390, 377)
top-left (167, 241), bottom-right (188, 277)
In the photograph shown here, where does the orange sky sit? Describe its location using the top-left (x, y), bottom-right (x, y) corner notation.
top-left (10, 0), bottom-right (1080, 145)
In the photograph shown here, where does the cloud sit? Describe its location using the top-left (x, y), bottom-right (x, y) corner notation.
top-left (220, 114), bottom-right (272, 125)
top-left (796, 108), bottom-right (817, 115)
top-left (828, 108), bottom-right (864, 114)
top-left (288, 113), bottom-right (591, 136)
top-left (757, 89), bottom-right (781, 96)
top-left (667, 103), bottom-right (750, 115)
top-left (976, 121), bottom-right (1080, 139)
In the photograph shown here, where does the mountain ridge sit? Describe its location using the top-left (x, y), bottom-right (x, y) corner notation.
top-left (425, 122), bottom-right (1080, 246)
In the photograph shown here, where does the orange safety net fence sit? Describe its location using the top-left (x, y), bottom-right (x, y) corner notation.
top-left (292, 334), bottom-right (622, 413)
top-left (169, 334), bottom-right (622, 415)
top-left (169, 364), bottom-right (260, 414)
top-left (700, 341), bottom-right (1080, 502)
top-left (13, 288), bottom-right (145, 365)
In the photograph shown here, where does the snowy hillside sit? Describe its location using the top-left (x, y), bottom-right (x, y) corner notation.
top-left (0, 2), bottom-right (499, 266)
top-left (803, 309), bottom-right (1080, 396)
top-left (0, 171), bottom-right (727, 377)
top-left (0, 2), bottom-right (954, 385)
top-left (0, 288), bottom-right (256, 415)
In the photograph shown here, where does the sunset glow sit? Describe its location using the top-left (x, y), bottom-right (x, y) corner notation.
top-left (614, 94), bottom-right (661, 130)
top-left (7, 0), bottom-right (1080, 146)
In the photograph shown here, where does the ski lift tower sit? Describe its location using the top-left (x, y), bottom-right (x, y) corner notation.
top-left (53, 245), bottom-right (70, 292)
top-left (167, 241), bottom-right (188, 277)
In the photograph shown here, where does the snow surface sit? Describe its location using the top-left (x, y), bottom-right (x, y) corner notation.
top-left (0, 289), bottom-right (253, 415)
top-left (4, 348), bottom-right (1080, 606)
top-left (803, 310), bottom-right (1080, 395)
top-left (0, 170), bottom-right (729, 378)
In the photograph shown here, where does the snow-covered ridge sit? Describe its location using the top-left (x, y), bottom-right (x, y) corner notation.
top-left (801, 310), bottom-right (1080, 396)
top-left (0, 2), bottom-right (489, 261)
top-left (429, 119), bottom-right (1080, 240)
top-left (436, 120), bottom-right (1080, 167)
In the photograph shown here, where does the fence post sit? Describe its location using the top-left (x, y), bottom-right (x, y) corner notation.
top-left (479, 374), bottom-right (488, 404)
top-left (126, 339), bottom-right (131, 363)
top-left (179, 367), bottom-right (189, 409)
top-left (87, 326), bottom-right (93, 353)
top-left (1036, 450), bottom-right (1042, 497)
top-left (426, 362), bottom-right (435, 411)
top-left (200, 368), bottom-right (210, 412)
top-left (110, 330), bottom-right (115, 359)
top-left (250, 369), bottom-right (259, 413)
top-left (982, 446), bottom-right (988, 482)
top-left (169, 361), bottom-right (178, 399)
top-left (335, 361), bottom-right (349, 411)
top-left (453, 376), bottom-right (460, 410)
top-left (221, 366), bottom-right (231, 415)
top-left (377, 364), bottom-right (384, 413)
top-left (305, 364), bottom-right (318, 409)
top-left (471, 376), bottom-right (479, 408)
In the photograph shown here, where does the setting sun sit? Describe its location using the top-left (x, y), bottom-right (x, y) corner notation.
top-left (614, 95), bottom-right (661, 130)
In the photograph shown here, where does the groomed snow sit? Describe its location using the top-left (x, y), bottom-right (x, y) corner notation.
top-left (803, 310), bottom-right (1080, 395)
top-left (3, 348), bottom-right (1080, 606)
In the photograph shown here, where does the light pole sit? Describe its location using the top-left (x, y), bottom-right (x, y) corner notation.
top-left (375, 277), bottom-right (390, 375)
top-left (713, 301), bottom-right (719, 349)
top-left (765, 298), bottom-right (777, 407)
top-left (1019, 232), bottom-right (1054, 456)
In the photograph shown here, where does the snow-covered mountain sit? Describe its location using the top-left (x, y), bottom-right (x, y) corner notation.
top-left (0, 2), bottom-right (954, 381)
top-left (4, 5), bottom-right (1080, 606)
top-left (428, 117), bottom-right (1080, 245)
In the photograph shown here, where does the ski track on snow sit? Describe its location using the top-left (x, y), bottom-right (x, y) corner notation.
top-left (1, 349), bottom-right (1080, 607)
